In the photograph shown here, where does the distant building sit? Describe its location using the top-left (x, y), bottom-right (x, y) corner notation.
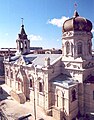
top-left (0, 47), bottom-right (43, 56)
top-left (30, 46), bottom-right (43, 50)
top-left (0, 55), bottom-right (5, 83)
top-left (0, 48), bottom-right (16, 56)
top-left (4, 10), bottom-right (94, 120)
top-left (33, 48), bottom-right (62, 54)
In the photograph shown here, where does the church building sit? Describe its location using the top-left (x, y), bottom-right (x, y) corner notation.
top-left (4, 10), bottom-right (94, 120)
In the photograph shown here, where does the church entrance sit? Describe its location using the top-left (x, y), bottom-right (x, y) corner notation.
top-left (17, 78), bottom-right (23, 92)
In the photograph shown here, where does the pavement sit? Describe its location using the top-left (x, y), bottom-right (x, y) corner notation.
top-left (0, 84), bottom-right (56, 120)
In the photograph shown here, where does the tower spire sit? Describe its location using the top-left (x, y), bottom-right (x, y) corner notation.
top-left (16, 19), bottom-right (30, 55)
top-left (20, 18), bottom-right (26, 36)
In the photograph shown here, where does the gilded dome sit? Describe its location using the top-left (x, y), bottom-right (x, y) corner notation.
top-left (62, 11), bottom-right (92, 33)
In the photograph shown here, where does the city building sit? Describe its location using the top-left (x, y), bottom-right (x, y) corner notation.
top-left (0, 55), bottom-right (4, 82)
top-left (0, 48), bottom-right (16, 56)
top-left (33, 48), bottom-right (62, 54)
top-left (4, 10), bottom-right (94, 120)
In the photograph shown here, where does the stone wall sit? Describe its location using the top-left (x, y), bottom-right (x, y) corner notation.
top-left (10, 90), bottom-right (26, 104)
top-left (84, 83), bottom-right (94, 115)
top-left (48, 60), bottom-right (62, 81)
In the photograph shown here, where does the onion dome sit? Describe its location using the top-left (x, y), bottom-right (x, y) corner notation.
top-left (62, 10), bottom-right (92, 33)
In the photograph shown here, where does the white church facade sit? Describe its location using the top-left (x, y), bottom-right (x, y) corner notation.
top-left (4, 11), bottom-right (94, 120)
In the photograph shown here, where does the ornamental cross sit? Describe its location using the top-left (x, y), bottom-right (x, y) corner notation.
top-left (21, 18), bottom-right (24, 25)
top-left (74, 2), bottom-right (77, 11)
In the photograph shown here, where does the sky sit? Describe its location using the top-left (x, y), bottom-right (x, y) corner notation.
top-left (0, 0), bottom-right (94, 49)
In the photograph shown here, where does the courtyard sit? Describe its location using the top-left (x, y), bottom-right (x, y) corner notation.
top-left (0, 83), bottom-right (55, 120)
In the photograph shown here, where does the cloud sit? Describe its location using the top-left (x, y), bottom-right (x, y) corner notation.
top-left (92, 29), bottom-right (94, 33)
top-left (47, 16), bottom-right (69, 27)
top-left (28, 34), bottom-right (42, 41)
top-left (56, 39), bottom-right (60, 42)
top-left (5, 33), bottom-right (9, 36)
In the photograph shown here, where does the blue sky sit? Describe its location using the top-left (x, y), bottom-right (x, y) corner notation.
top-left (0, 0), bottom-right (94, 49)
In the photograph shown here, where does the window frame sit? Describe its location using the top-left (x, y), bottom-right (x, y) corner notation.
top-left (77, 42), bottom-right (82, 55)
top-left (65, 41), bottom-right (70, 55)
top-left (30, 79), bottom-right (33, 88)
top-left (39, 82), bottom-right (43, 93)
top-left (71, 89), bottom-right (76, 102)
top-left (10, 70), bottom-right (13, 79)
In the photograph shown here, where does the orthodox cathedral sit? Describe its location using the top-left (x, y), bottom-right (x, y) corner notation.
top-left (4, 10), bottom-right (94, 120)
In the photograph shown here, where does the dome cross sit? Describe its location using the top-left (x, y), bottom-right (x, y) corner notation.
top-left (74, 2), bottom-right (77, 11)
top-left (21, 18), bottom-right (24, 25)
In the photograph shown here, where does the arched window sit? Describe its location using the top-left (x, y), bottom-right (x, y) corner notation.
top-left (55, 89), bottom-right (59, 107)
top-left (88, 40), bottom-right (91, 54)
top-left (77, 42), bottom-right (82, 55)
top-left (30, 79), bottom-right (33, 88)
top-left (20, 42), bottom-right (23, 51)
top-left (72, 89), bottom-right (76, 101)
top-left (57, 94), bottom-right (58, 107)
top-left (6, 68), bottom-right (8, 76)
top-left (65, 42), bottom-right (70, 55)
top-left (10, 71), bottom-right (13, 79)
top-left (39, 82), bottom-right (43, 92)
top-left (18, 82), bottom-right (20, 91)
top-left (71, 43), bottom-right (73, 56)
top-left (25, 41), bottom-right (27, 49)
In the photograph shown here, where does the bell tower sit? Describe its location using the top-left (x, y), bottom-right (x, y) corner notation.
top-left (62, 10), bottom-right (93, 60)
top-left (16, 19), bottom-right (30, 55)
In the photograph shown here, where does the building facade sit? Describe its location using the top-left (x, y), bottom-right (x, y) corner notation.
top-left (4, 11), bottom-right (94, 120)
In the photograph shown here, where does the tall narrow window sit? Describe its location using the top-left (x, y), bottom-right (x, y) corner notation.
top-left (57, 94), bottom-right (58, 107)
top-left (10, 71), bottom-right (13, 79)
top-left (30, 79), bottom-right (33, 88)
top-left (77, 42), bottom-right (82, 55)
top-left (39, 82), bottom-right (43, 92)
top-left (93, 91), bottom-right (94, 100)
top-left (6, 70), bottom-right (8, 76)
top-left (71, 43), bottom-right (73, 56)
top-left (65, 42), bottom-right (70, 55)
top-left (20, 42), bottom-right (23, 51)
top-left (25, 41), bottom-right (27, 49)
top-left (72, 89), bottom-right (76, 101)
top-left (18, 82), bottom-right (20, 91)
top-left (88, 40), bottom-right (91, 54)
